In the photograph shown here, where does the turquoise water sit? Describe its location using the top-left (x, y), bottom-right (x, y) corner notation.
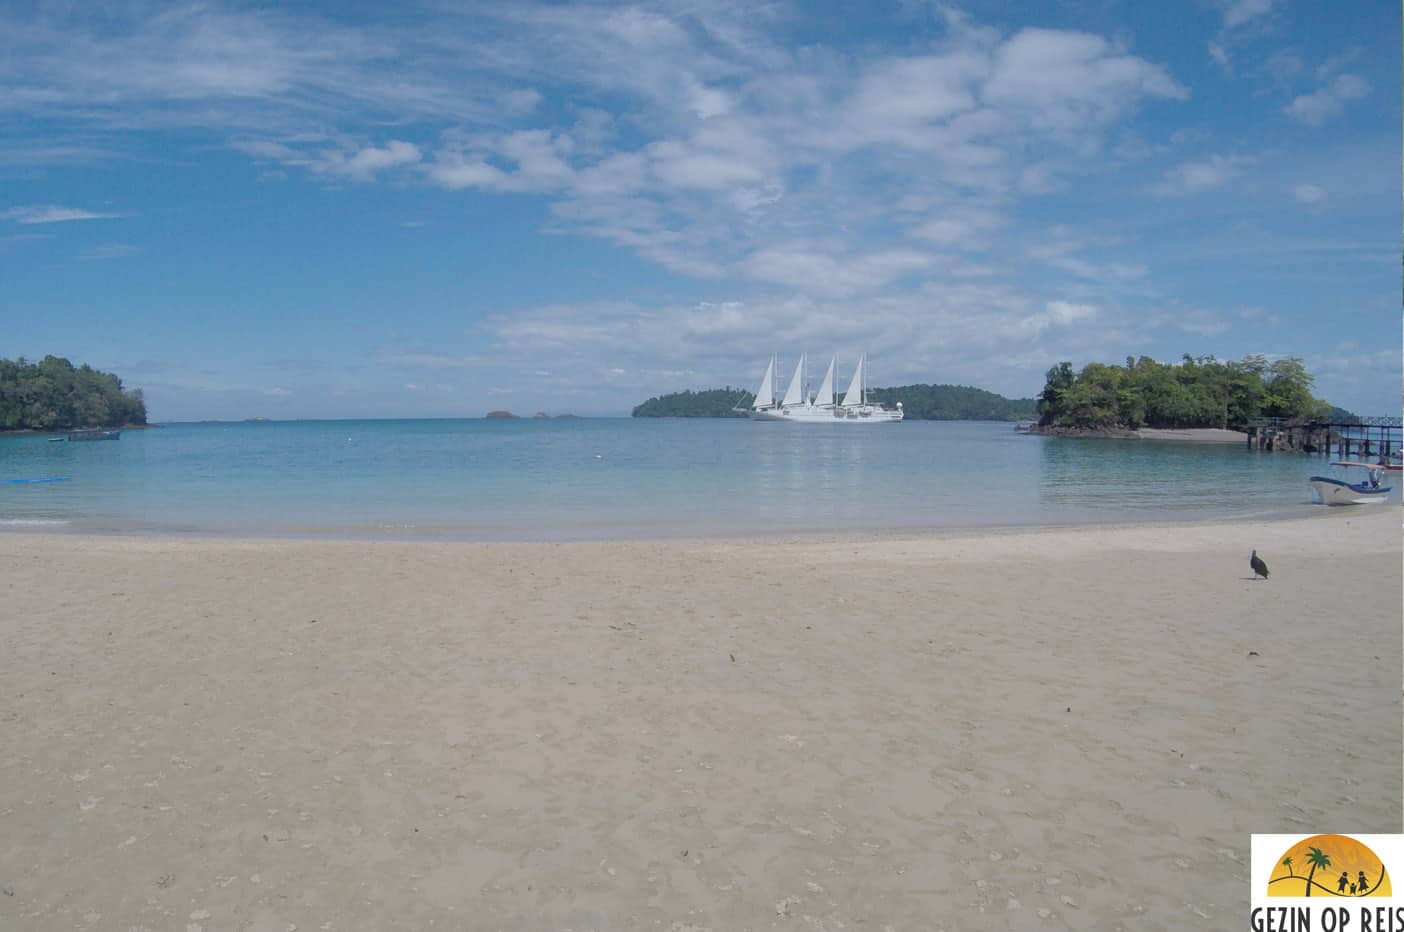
top-left (0, 419), bottom-right (1394, 539)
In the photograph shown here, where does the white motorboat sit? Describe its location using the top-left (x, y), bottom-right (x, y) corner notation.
top-left (1309, 461), bottom-right (1398, 505)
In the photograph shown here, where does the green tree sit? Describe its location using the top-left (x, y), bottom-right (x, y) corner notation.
top-left (1034, 353), bottom-right (1333, 431)
top-left (1036, 362), bottom-right (1076, 426)
top-left (632, 388), bottom-right (755, 417)
top-left (1281, 856), bottom-right (1294, 878)
top-left (1263, 357), bottom-right (1320, 420)
top-left (0, 356), bottom-right (146, 431)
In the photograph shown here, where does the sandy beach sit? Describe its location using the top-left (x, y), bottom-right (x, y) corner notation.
top-left (1, 511), bottom-right (1399, 930)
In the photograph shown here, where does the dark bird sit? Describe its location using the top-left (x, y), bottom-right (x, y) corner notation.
top-left (1250, 550), bottom-right (1269, 580)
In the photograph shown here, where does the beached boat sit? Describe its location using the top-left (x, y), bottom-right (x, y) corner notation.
top-left (744, 354), bottom-right (903, 423)
top-left (65, 430), bottom-right (120, 442)
top-left (1309, 461), bottom-right (1396, 505)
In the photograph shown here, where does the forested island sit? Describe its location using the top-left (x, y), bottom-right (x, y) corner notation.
top-left (632, 388), bottom-right (754, 418)
top-left (0, 356), bottom-right (147, 431)
top-left (631, 384), bottom-right (1037, 420)
top-left (1035, 354), bottom-right (1338, 431)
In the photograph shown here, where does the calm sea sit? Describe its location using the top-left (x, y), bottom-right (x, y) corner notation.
top-left (0, 419), bottom-right (1394, 540)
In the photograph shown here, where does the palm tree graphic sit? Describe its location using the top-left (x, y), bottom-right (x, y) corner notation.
top-left (1304, 847), bottom-right (1332, 896)
top-left (1281, 857), bottom-right (1294, 878)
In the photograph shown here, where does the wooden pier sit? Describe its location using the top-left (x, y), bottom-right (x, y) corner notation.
top-left (1245, 415), bottom-right (1402, 458)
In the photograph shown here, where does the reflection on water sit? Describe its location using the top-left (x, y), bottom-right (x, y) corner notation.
top-left (0, 418), bottom-right (1383, 539)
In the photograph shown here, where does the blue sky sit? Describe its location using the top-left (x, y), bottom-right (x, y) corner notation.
top-left (1, 0), bottom-right (1399, 419)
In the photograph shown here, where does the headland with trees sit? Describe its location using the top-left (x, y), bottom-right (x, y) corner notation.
top-left (0, 356), bottom-right (148, 432)
top-left (1034, 354), bottom-right (1343, 432)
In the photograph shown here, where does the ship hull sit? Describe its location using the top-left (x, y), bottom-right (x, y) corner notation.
top-left (1309, 476), bottom-right (1391, 505)
top-left (751, 406), bottom-right (903, 423)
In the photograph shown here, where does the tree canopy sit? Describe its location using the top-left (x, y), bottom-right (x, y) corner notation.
top-left (1035, 354), bottom-right (1331, 430)
top-left (0, 356), bottom-right (147, 431)
top-left (632, 383), bottom-right (1036, 420)
top-left (865, 384), bottom-right (1036, 421)
top-left (632, 388), bottom-right (754, 417)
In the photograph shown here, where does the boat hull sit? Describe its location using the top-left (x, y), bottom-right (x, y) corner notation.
top-left (1309, 476), bottom-right (1391, 505)
top-left (751, 405), bottom-right (903, 423)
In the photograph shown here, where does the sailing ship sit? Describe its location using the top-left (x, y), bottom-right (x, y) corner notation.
top-left (743, 354), bottom-right (903, 423)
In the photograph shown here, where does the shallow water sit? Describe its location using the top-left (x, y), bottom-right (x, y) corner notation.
top-left (0, 419), bottom-right (1394, 539)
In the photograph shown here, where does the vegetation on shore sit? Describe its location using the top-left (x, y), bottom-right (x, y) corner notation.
top-left (632, 388), bottom-right (754, 418)
top-left (632, 384), bottom-right (1037, 420)
top-left (1036, 354), bottom-right (1332, 431)
top-left (865, 384), bottom-right (1036, 421)
top-left (0, 356), bottom-right (147, 431)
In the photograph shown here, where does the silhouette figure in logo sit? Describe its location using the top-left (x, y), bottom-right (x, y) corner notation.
top-left (1358, 871), bottom-right (1370, 895)
top-left (1351, 883), bottom-right (1358, 894)
top-left (1339, 872), bottom-right (1350, 894)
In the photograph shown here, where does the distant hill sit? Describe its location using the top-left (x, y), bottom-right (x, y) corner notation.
top-left (632, 384), bottom-right (1036, 420)
top-left (632, 388), bottom-right (754, 418)
top-left (866, 384), bottom-right (1037, 421)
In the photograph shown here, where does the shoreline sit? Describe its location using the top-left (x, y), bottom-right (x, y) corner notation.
top-left (1022, 425), bottom-right (1250, 443)
top-left (0, 498), bottom-right (1340, 546)
top-left (0, 422), bottom-right (154, 437)
top-left (1, 510), bottom-right (1398, 928)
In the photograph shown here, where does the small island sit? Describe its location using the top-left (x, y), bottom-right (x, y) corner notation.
top-left (485, 410), bottom-right (578, 420)
top-left (0, 356), bottom-right (147, 432)
top-left (1032, 354), bottom-right (1341, 433)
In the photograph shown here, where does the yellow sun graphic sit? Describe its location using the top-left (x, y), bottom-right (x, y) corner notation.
top-left (1268, 835), bottom-right (1391, 897)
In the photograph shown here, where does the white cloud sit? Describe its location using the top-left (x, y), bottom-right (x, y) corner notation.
top-left (1041, 299), bottom-right (1098, 326)
top-left (1293, 183), bottom-right (1327, 205)
top-left (910, 205), bottom-right (1003, 248)
top-left (1206, 0), bottom-right (1278, 75)
top-left (2, 204), bottom-right (118, 223)
top-left (1171, 310), bottom-right (1231, 336)
top-left (313, 140), bottom-right (421, 181)
top-left (983, 29), bottom-right (1187, 134)
top-left (741, 243), bottom-right (938, 298)
top-left (1153, 154), bottom-right (1255, 196)
top-left (375, 349), bottom-right (485, 369)
top-left (1218, 0), bottom-right (1276, 28)
top-left (1237, 306), bottom-right (1279, 325)
top-left (425, 130), bottom-right (574, 192)
top-left (1285, 74), bottom-right (1370, 126)
top-left (238, 137), bottom-right (423, 182)
top-left (77, 243), bottom-right (137, 260)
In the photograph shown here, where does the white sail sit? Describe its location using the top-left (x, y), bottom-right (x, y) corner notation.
top-left (841, 353), bottom-right (865, 407)
top-left (753, 355), bottom-right (776, 409)
top-left (781, 353), bottom-right (806, 407)
top-left (813, 355), bottom-right (836, 407)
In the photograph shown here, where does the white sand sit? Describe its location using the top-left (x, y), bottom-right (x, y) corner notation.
top-left (0, 511), bottom-right (1399, 930)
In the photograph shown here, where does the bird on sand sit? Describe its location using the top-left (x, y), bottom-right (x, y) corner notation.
top-left (1250, 550), bottom-right (1269, 580)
